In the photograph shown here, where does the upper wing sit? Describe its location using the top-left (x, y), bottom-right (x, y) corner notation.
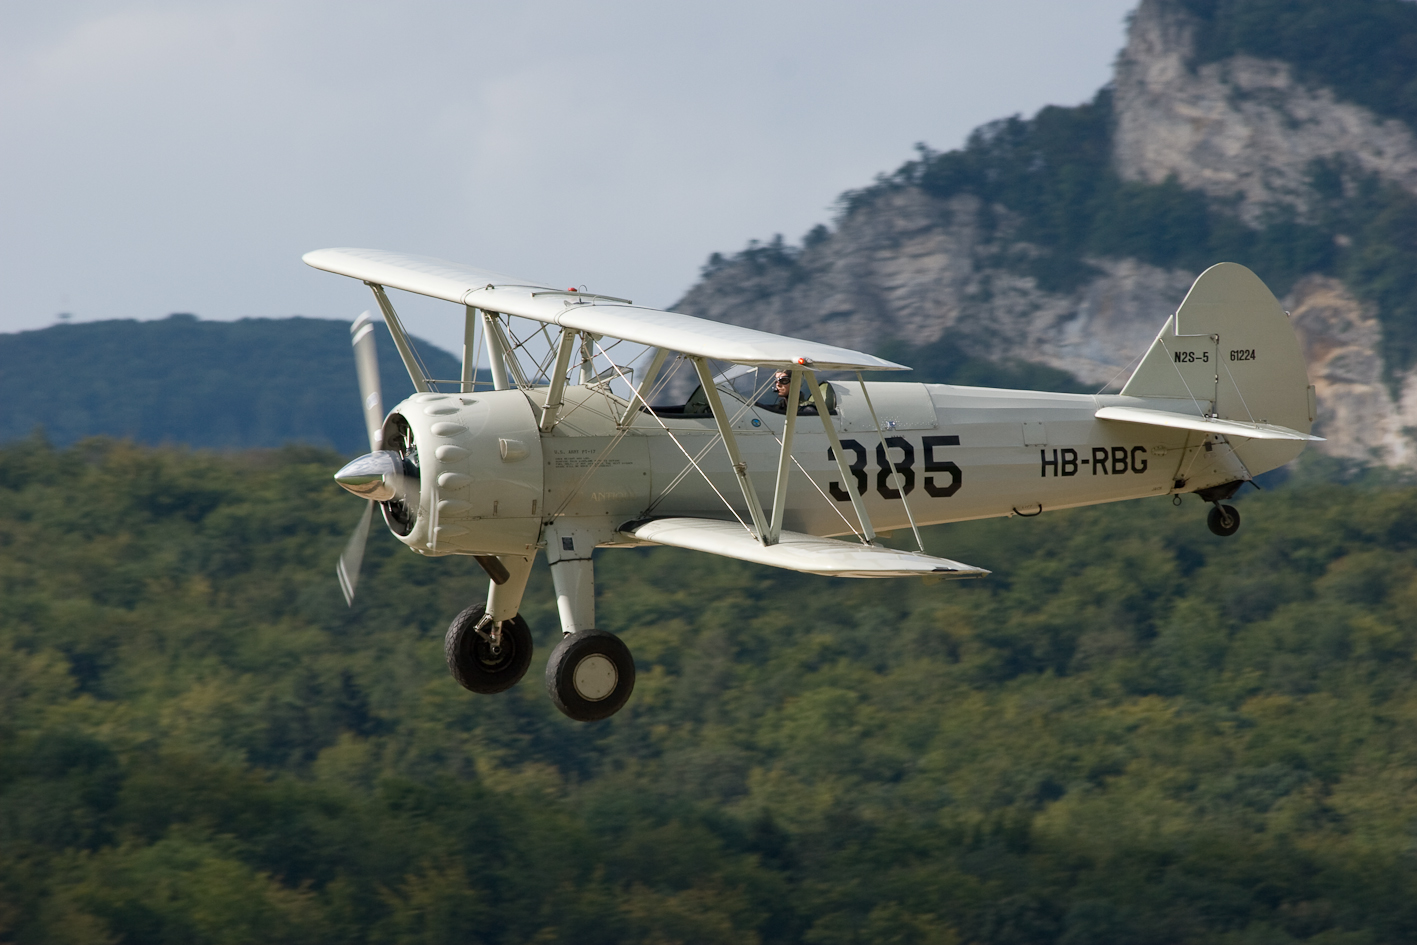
top-left (303, 247), bottom-right (908, 372)
top-left (621, 517), bottom-right (988, 579)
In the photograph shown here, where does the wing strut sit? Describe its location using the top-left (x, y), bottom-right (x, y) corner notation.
top-left (461, 305), bottom-right (478, 392)
top-left (476, 309), bottom-right (510, 390)
top-left (805, 370), bottom-right (877, 543)
top-left (482, 311), bottom-right (526, 389)
top-left (540, 328), bottom-right (579, 432)
top-left (366, 283), bottom-right (430, 392)
top-left (764, 368), bottom-right (802, 545)
top-left (693, 357), bottom-right (771, 541)
top-left (621, 347), bottom-right (670, 430)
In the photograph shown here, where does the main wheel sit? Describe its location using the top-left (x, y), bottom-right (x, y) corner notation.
top-left (546, 630), bottom-right (636, 722)
top-left (1207, 504), bottom-right (1241, 537)
top-left (445, 604), bottom-right (533, 694)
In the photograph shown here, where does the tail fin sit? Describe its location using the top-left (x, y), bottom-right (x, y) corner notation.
top-left (1121, 262), bottom-right (1315, 472)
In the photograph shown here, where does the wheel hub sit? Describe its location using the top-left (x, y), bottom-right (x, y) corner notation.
top-left (572, 654), bottom-right (618, 701)
top-left (474, 628), bottom-right (513, 670)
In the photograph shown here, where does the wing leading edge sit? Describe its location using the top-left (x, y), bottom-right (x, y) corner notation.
top-left (303, 247), bottom-right (907, 372)
top-left (620, 517), bottom-right (989, 579)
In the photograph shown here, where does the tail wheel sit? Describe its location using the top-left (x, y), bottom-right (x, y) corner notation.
top-left (546, 630), bottom-right (636, 722)
top-left (1207, 504), bottom-right (1241, 537)
top-left (445, 604), bottom-right (533, 693)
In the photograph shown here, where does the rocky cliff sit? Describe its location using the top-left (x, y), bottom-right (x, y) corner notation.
top-left (672, 0), bottom-right (1417, 466)
top-left (1113, 1), bottom-right (1417, 221)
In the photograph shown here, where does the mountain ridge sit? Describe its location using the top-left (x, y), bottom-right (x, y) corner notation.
top-left (0, 315), bottom-right (462, 455)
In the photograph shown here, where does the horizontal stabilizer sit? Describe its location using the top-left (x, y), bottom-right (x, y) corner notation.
top-left (620, 517), bottom-right (989, 579)
top-left (1095, 405), bottom-right (1324, 441)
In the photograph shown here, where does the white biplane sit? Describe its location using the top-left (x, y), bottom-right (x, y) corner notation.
top-left (307, 248), bottom-right (1320, 722)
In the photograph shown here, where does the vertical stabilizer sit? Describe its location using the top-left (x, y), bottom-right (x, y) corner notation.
top-left (1121, 263), bottom-right (1314, 472)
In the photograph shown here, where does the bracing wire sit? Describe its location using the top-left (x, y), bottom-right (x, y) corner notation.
top-left (587, 343), bottom-right (753, 534)
top-left (645, 371), bottom-right (777, 512)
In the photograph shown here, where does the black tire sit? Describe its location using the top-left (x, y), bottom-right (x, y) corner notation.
top-left (444, 604), bottom-right (533, 694)
top-left (1207, 504), bottom-right (1241, 537)
top-left (545, 630), bottom-right (635, 722)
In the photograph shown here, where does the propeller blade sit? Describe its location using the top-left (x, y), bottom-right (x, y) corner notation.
top-left (351, 312), bottom-right (384, 452)
top-left (337, 501), bottom-right (375, 606)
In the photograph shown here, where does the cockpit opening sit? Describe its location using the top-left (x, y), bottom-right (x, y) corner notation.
top-left (647, 378), bottom-right (837, 418)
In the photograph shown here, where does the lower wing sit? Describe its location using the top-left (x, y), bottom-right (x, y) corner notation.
top-left (620, 517), bottom-right (988, 579)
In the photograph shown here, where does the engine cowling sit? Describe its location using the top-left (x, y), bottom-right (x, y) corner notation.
top-left (381, 389), bottom-right (544, 556)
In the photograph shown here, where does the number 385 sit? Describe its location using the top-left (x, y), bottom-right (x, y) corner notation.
top-left (827, 436), bottom-right (962, 501)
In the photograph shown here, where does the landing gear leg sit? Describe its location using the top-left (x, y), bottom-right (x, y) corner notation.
top-left (545, 540), bottom-right (635, 722)
top-left (444, 554), bottom-right (536, 694)
top-left (1207, 502), bottom-right (1241, 537)
top-left (1198, 480), bottom-right (1245, 537)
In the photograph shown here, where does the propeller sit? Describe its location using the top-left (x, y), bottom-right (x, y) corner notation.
top-left (332, 311), bottom-right (507, 602)
top-left (336, 312), bottom-right (385, 606)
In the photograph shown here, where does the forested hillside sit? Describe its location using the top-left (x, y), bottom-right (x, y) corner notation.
top-left (0, 316), bottom-right (461, 454)
top-left (3, 437), bottom-right (1416, 944)
top-left (1184, 0), bottom-right (1417, 129)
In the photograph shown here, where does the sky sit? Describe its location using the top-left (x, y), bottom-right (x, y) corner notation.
top-left (0, 0), bottom-right (1136, 355)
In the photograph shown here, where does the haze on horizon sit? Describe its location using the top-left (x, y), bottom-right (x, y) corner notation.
top-left (1, 0), bottom-right (1134, 355)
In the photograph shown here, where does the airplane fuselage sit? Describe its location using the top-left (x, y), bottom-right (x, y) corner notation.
top-left (384, 378), bottom-right (1290, 559)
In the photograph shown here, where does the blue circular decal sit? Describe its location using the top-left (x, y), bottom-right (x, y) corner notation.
top-left (751, 418), bottom-right (762, 427)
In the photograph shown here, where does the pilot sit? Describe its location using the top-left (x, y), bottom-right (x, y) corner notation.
top-left (767, 370), bottom-right (817, 415)
top-left (772, 371), bottom-right (792, 410)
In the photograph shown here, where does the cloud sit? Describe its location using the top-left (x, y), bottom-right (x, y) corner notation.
top-left (0, 0), bottom-right (1134, 353)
